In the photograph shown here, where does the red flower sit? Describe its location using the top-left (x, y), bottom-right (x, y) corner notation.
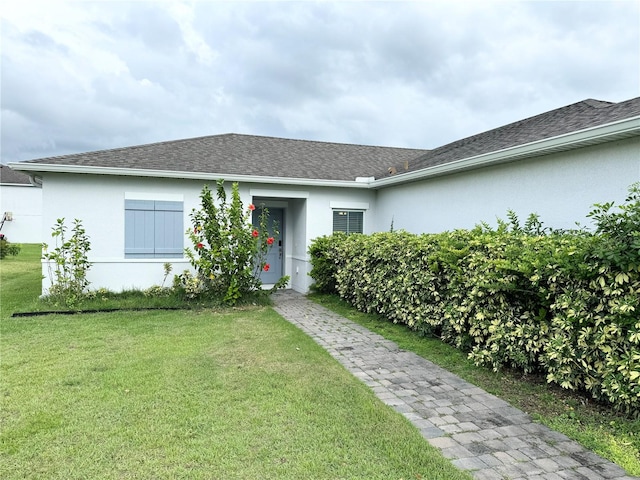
top-left (252, 230), bottom-right (259, 238)
top-left (196, 242), bottom-right (204, 249)
top-left (267, 237), bottom-right (274, 245)
top-left (263, 263), bottom-right (270, 272)
top-left (248, 204), bottom-right (256, 211)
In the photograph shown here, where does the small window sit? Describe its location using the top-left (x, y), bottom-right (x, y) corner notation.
top-left (333, 210), bottom-right (363, 234)
top-left (125, 200), bottom-right (183, 258)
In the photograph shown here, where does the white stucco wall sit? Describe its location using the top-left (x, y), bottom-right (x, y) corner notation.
top-left (40, 174), bottom-right (201, 294)
top-left (0, 184), bottom-right (43, 243)
top-left (289, 198), bottom-right (308, 293)
top-left (247, 183), bottom-right (377, 293)
top-left (375, 137), bottom-right (640, 234)
top-left (39, 174), bottom-right (377, 294)
top-left (302, 185), bottom-right (377, 291)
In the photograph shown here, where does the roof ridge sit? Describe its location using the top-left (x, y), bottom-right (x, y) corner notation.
top-left (582, 98), bottom-right (615, 108)
top-left (401, 96), bottom-right (640, 175)
top-left (424, 98), bottom-right (621, 151)
top-left (21, 132), bottom-right (429, 164)
top-left (226, 133), bottom-right (429, 152)
top-left (19, 133), bottom-right (240, 164)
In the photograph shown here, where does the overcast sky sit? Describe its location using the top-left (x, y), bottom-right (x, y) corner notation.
top-left (2, 0), bottom-right (639, 164)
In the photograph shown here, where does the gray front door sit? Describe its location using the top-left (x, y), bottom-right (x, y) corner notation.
top-left (252, 207), bottom-right (284, 284)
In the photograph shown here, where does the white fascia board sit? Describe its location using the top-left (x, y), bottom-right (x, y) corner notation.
top-left (372, 115), bottom-right (640, 188)
top-left (330, 201), bottom-right (370, 210)
top-left (7, 164), bottom-right (373, 189)
top-left (250, 188), bottom-right (310, 198)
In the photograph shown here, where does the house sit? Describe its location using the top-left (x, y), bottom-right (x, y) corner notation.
top-left (376, 98), bottom-right (640, 233)
top-left (0, 165), bottom-right (43, 243)
top-left (9, 97), bottom-right (640, 294)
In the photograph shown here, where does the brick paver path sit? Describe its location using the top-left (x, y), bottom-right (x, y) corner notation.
top-left (273, 291), bottom-right (638, 480)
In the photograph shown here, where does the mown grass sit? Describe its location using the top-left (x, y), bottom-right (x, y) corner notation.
top-left (0, 244), bottom-right (42, 316)
top-left (309, 293), bottom-right (640, 477)
top-left (0, 246), bottom-right (471, 479)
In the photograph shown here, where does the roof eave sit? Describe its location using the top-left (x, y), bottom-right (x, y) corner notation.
top-left (371, 115), bottom-right (640, 189)
top-left (6, 164), bottom-right (373, 188)
top-left (0, 183), bottom-right (35, 187)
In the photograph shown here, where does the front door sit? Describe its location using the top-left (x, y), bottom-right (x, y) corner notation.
top-left (252, 207), bottom-right (284, 284)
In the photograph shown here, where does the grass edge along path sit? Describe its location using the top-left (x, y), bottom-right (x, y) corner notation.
top-left (308, 293), bottom-right (640, 477)
top-left (1, 308), bottom-right (472, 480)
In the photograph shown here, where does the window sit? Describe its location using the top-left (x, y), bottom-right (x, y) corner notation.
top-left (333, 210), bottom-right (363, 234)
top-left (125, 200), bottom-right (183, 258)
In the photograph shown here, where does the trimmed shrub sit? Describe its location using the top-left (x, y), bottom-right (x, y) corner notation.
top-left (308, 186), bottom-right (640, 415)
top-left (308, 232), bottom-right (348, 293)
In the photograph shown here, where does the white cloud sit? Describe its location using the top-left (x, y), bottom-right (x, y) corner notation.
top-left (1, 0), bottom-right (638, 162)
top-left (167, 1), bottom-right (217, 66)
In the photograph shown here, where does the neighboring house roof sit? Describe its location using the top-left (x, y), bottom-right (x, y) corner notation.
top-left (0, 164), bottom-right (32, 185)
top-left (9, 96), bottom-right (640, 188)
top-left (11, 134), bottom-right (428, 183)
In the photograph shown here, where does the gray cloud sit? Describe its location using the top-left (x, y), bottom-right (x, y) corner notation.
top-left (1, 1), bottom-right (638, 163)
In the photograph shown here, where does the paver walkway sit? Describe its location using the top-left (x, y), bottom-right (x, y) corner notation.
top-left (272, 291), bottom-right (638, 480)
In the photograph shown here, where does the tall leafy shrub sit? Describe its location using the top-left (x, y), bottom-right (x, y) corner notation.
top-left (542, 184), bottom-right (640, 413)
top-left (308, 232), bottom-right (348, 293)
top-left (308, 185), bottom-right (640, 415)
top-left (184, 180), bottom-right (287, 305)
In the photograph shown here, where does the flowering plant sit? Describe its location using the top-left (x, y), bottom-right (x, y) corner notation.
top-left (184, 180), bottom-right (282, 305)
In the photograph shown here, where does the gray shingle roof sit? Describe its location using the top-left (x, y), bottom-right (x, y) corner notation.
top-left (380, 97), bottom-right (640, 178)
top-left (12, 96), bottom-right (640, 182)
top-left (18, 134), bottom-right (428, 182)
top-left (0, 164), bottom-right (31, 185)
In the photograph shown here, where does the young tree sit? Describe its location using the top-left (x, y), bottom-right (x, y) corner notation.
top-left (42, 218), bottom-right (92, 306)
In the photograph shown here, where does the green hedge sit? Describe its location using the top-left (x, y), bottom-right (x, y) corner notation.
top-left (309, 186), bottom-right (640, 415)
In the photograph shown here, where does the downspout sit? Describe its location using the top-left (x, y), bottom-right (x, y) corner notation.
top-left (29, 174), bottom-right (43, 188)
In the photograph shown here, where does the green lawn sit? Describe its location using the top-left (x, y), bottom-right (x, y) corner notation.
top-left (309, 293), bottom-right (640, 477)
top-left (0, 244), bottom-right (42, 316)
top-left (0, 246), bottom-right (471, 479)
